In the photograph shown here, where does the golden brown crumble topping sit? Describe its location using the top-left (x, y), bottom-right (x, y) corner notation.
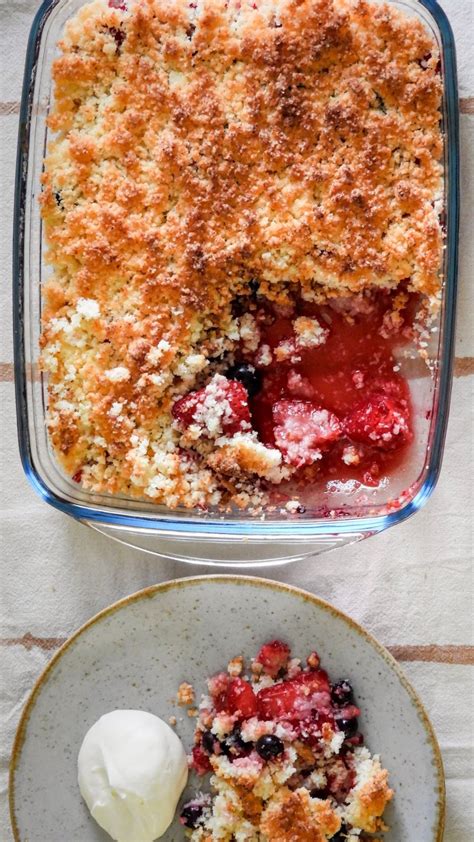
top-left (40, 0), bottom-right (442, 510)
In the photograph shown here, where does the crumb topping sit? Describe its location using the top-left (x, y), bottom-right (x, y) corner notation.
top-left (40, 0), bottom-right (442, 510)
top-left (180, 641), bottom-right (393, 840)
top-left (177, 681), bottom-right (196, 706)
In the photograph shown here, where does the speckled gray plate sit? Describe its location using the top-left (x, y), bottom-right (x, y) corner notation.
top-left (10, 576), bottom-right (445, 841)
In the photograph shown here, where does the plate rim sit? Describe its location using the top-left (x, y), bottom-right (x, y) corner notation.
top-left (9, 574), bottom-right (446, 841)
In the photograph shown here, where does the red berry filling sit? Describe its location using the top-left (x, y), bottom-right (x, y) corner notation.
top-left (191, 745), bottom-right (212, 775)
top-left (272, 400), bottom-right (343, 467)
top-left (172, 375), bottom-right (251, 438)
top-left (257, 669), bottom-right (331, 722)
top-left (225, 678), bottom-right (258, 720)
top-left (344, 392), bottom-right (412, 450)
top-left (171, 292), bottom-right (416, 500)
top-left (188, 641), bottom-right (368, 817)
top-left (255, 640), bottom-right (291, 677)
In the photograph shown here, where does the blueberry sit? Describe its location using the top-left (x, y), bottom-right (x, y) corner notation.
top-left (248, 278), bottom-right (260, 295)
top-left (331, 824), bottom-right (350, 841)
top-left (310, 788), bottom-right (329, 799)
top-left (227, 363), bottom-right (262, 397)
top-left (337, 717), bottom-right (358, 738)
top-left (256, 734), bottom-right (285, 760)
top-left (180, 803), bottom-right (204, 829)
top-left (331, 679), bottom-right (354, 706)
top-left (201, 730), bottom-right (216, 754)
top-left (231, 726), bottom-right (251, 751)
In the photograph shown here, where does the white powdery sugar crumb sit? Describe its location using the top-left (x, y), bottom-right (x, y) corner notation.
top-left (293, 316), bottom-right (328, 348)
top-left (149, 371), bottom-right (172, 389)
top-left (109, 401), bottom-right (123, 418)
top-left (255, 344), bottom-right (272, 366)
top-left (251, 673), bottom-right (275, 693)
top-left (146, 339), bottom-right (171, 365)
top-left (342, 445), bottom-right (361, 466)
top-left (274, 338), bottom-right (301, 363)
top-left (76, 297), bottom-right (100, 319)
top-left (274, 722), bottom-right (297, 741)
top-left (56, 399), bottom-right (74, 411)
top-left (227, 655), bottom-right (244, 677)
top-left (285, 499), bottom-right (301, 513)
top-left (240, 717), bottom-right (273, 742)
top-left (104, 366), bottom-right (130, 382)
top-left (308, 768), bottom-right (327, 789)
top-left (64, 364), bottom-right (77, 382)
top-left (211, 712), bottom-right (237, 739)
top-left (192, 374), bottom-right (249, 438)
top-left (175, 353), bottom-right (207, 379)
top-left (239, 313), bottom-right (260, 351)
top-left (329, 730), bottom-right (345, 756)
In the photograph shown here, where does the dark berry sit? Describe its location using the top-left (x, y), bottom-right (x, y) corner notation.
top-left (107, 26), bottom-right (126, 51)
top-left (374, 91), bottom-right (387, 113)
top-left (180, 803), bottom-right (204, 829)
top-left (231, 726), bottom-right (251, 751)
top-left (342, 732), bottom-right (364, 749)
top-left (201, 730), bottom-right (216, 754)
top-left (331, 679), bottom-right (354, 706)
top-left (310, 788), bottom-right (329, 799)
top-left (337, 717), bottom-right (358, 738)
top-left (331, 823), bottom-right (350, 841)
top-left (231, 296), bottom-right (247, 317)
top-left (249, 278), bottom-right (260, 295)
top-left (226, 363), bottom-right (262, 397)
top-left (256, 734), bottom-right (285, 760)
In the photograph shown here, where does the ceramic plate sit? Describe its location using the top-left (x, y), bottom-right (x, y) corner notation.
top-left (10, 576), bottom-right (445, 841)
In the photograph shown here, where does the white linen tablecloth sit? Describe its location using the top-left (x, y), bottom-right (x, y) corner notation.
top-left (0, 0), bottom-right (473, 839)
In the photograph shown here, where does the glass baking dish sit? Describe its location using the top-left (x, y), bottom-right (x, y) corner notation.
top-left (13, 0), bottom-right (459, 565)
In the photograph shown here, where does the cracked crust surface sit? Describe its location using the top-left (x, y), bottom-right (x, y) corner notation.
top-left (40, 0), bottom-right (442, 509)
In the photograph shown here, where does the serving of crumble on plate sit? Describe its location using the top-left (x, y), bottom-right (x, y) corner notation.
top-left (9, 577), bottom-right (445, 841)
top-left (180, 639), bottom-right (393, 841)
top-left (39, 0), bottom-right (443, 513)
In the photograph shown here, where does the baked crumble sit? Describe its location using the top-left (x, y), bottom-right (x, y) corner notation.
top-left (180, 640), bottom-right (393, 840)
top-left (39, 0), bottom-right (442, 512)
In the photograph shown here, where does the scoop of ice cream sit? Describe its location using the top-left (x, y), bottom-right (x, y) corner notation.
top-left (78, 710), bottom-right (188, 842)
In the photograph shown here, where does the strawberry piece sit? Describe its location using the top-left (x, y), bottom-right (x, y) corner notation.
top-left (256, 640), bottom-right (291, 678)
top-left (257, 680), bottom-right (298, 720)
top-left (191, 745), bottom-right (212, 775)
top-left (172, 375), bottom-right (251, 438)
top-left (225, 678), bottom-right (258, 720)
top-left (272, 400), bottom-right (342, 467)
top-left (344, 392), bottom-right (412, 450)
top-left (257, 669), bottom-right (331, 721)
top-left (108, 0), bottom-right (127, 8)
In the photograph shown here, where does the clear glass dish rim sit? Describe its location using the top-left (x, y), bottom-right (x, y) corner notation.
top-left (13, 0), bottom-right (460, 539)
